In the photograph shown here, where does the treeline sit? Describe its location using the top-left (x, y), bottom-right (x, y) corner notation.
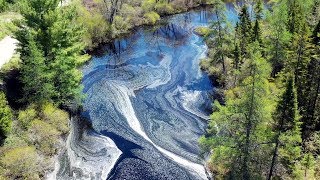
top-left (74, 0), bottom-right (220, 49)
top-left (199, 0), bottom-right (320, 179)
top-left (0, 0), bottom-right (86, 179)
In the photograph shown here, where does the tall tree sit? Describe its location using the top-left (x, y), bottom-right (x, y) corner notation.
top-left (238, 5), bottom-right (252, 60)
top-left (268, 77), bottom-right (302, 180)
top-left (19, 37), bottom-right (54, 103)
top-left (207, 0), bottom-right (231, 74)
top-left (15, 0), bottom-right (87, 105)
top-left (266, 1), bottom-right (291, 77)
top-left (200, 43), bottom-right (272, 179)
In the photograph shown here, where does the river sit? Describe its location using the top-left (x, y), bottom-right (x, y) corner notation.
top-left (51, 5), bottom-right (238, 180)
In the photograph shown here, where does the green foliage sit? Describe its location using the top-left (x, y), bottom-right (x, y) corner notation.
top-left (0, 102), bottom-right (69, 179)
top-left (0, 146), bottom-right (41, 179)
top-left (112, 15), bottom-right (130, 34)
top-left (201, 0), bottom-right (320, 179)
top-left (0, 92), bottom-right (12, 138)
top-left (0, 53), bottom-right (21, 73)
top-left (207, 0), bottom-right (231, 74)
top-left (238, 5), bottom-right (252, 58)
top-left (265, 1), bottom-right (291, 76)
top-left (194, 27), bottom-right (211, 37)
top-left (76, 2), bottom-right (110, 49)
top-left (144, 11), bottom-right (160, 25)
top-left (0, 12), bottom-right (20, 39)
top-left (155, 2), bottom-right (174, 15)
top-left (142, 0), bottom-right (156, 12)
top-left (28, 119), bottom-right (60, 155)
top-left (0, 0), bottom-right (8, 12)
top-left (15, 0), bottom-right (87, 105)
top-left (201, 43), bottom-right (273, 178)
top-left (17, 106), bottom-right (36, 130)
top-left (41, 102), bottom-right (69, 134)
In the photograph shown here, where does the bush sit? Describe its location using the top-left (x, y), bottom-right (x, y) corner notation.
top-left (155, 2), bottom-right (174, 15)
top-left (142, 0), bottom-right (156, 12)
top-left (120, 4), bottom-right (143, 26)
top-left (144, 11), bottom-right (160, 25)
top-left (112, 15), bottom-right (130, 35)
top-left (42, 102), bottom-right (69, 134)
top-left (17, 106), bottom-right (36, 130)
top-left (194, 26), bottom-right (211, 37)
top-left (0, 146), bottom-right (41, 179)
top-left (0, 92), bottom-right (12, 138)
top-left (28, 120), bottom-right (60, 155)
top-left (76, 3), bottom-right (110, 49)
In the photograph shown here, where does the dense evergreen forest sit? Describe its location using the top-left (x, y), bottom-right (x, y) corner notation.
top-left (199, 0), bottom-right (320, 179)
top-left (0, 0), bottom-right (319, 179)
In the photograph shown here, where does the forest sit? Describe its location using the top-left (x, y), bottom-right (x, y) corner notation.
top-left (199, 0), bottom-right (320, 179)
top-left (0, 0), bottom-right (319, 179)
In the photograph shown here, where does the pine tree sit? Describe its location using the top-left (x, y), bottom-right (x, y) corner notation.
top-left (15, 0), bottom-right (88, 105)
top-left (19, 37), bottom-right (54, 103)
top-left (207, 0), bottom-right (231, 74)
top-left (268, 77), bottom-right (302, 180)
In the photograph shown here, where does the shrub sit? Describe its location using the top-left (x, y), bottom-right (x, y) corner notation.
top-left (76, 3), bottom-right (110, 49)
top-left (0, 146), bottom-right (41, 179)
top-left (144, 11), bottom-right (160, 25)
top-left (0, 0), bottom-right (7, 12)
top-left (142, 0), bottom-right (156, 12)
top-left (17, 106), bottom-right (36, 130)
top-left (42, 102), bottom-right (69, 134)
top-left (155, 2), bottom-right (174, 15)
top-left (194, 26), bottom-right (211, 37)
top-left (112, 15), bottom-right (130, 35)
top-left (0, 92), bottom-right (12, 138)
top-left (28, 120), bottom-right (60, 155)
top-left (120, 4), bottom-right (143, 26)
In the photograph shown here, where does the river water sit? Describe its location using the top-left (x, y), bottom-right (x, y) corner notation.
top-left (52, 5), bottom-right (238, 180)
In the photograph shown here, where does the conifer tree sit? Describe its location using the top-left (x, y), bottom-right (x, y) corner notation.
top-left (200, 43), bottom-right (272, 179)
top-left (266, 1), bottom-right (291, 77)
top-left (238, 5), bottom-right (252, 59)
top-left (207, 0), bottom-right (231, 74)
top-left (19, 38), bottom-right (54, 103)
top-left (15, 0), bottom-right (87, 105)
top-left (268, 77), bottom-right (302, 180)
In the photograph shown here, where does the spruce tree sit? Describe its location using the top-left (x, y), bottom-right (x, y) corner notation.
top-left (238, 5), bottom-right (252, 59)
top-left (268, 77), bottom-right (302, 179)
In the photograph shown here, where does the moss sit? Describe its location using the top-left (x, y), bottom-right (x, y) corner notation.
top-left (194, 26), bottom-right (211, 37)
top-left (144, 11), bottom-right (160, 25)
